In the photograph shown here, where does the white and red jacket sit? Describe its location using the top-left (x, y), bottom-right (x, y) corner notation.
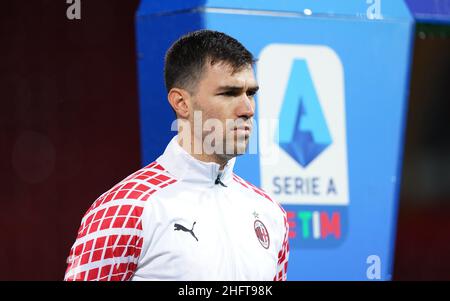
top-left (64, 135), bottom-right (289, 281)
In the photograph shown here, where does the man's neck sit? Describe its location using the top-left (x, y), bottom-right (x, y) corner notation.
top-left (177, 135), bottom-right (228, 170)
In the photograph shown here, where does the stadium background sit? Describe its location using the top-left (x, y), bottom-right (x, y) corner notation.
top-left (0, 0), bottom-right (449, 280)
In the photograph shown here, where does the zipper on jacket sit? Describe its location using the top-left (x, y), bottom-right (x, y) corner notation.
top-left (214, 173), bottom-right (227, 187)
top-left (213, 178), bottom-right (237, 279)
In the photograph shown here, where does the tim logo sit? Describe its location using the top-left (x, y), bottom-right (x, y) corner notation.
top-left (257, 44), bottom-right (349, 248)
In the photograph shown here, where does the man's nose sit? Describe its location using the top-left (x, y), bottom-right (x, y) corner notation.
top-left (236, 94), bottom-right (255, 119)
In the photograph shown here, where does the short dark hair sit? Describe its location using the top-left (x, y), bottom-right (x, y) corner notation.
top-left (164, 30), bottom-right (255, 93)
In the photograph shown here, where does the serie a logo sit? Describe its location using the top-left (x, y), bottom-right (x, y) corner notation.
top-left (257, 44), bottom-right (349, 248)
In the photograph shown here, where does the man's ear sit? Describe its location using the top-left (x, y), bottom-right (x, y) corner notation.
top-left (167, 88), bottom-right (190, 119)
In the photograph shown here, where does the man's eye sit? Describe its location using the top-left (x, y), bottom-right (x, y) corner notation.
top-left (220, 91), bottom-right (238, 97)
top-left (247, 91), bottom-right (257, 97)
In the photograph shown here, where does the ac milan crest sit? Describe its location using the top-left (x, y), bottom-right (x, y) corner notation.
top-left (254, 220), bottom-right (270, 249)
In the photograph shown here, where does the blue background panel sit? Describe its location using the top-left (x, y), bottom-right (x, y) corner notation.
top-left (136, 0), bottom-right (415, 280)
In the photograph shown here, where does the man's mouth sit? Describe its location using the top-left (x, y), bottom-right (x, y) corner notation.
top-left (233, 125), bottom-right (252, 136)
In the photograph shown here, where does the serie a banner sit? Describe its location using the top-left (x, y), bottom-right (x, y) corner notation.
top-left (136, 0), bottom-right (414, 280)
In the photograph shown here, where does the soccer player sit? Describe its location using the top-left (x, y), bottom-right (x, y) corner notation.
top-left (64, 30), bottom-right (289, 281)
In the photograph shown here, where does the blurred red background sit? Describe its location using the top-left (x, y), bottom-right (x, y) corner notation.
top-left (0, 0), bottom-right (449, 280)
top-left (0, 0), bottom-right (141, 280)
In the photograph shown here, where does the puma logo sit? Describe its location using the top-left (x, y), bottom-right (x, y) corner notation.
top-left (174, 221), bottom-right (198, 241)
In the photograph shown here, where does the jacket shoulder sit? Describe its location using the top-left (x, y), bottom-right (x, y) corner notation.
top-left (65, 162), bottom-right (178, 281)
top-left (232, 173), bottom-right (286, 217)
top-left (77, 161), bottom-right (177, 237)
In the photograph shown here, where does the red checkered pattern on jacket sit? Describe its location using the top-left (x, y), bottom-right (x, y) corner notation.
top-left (232, 174), bottom-right (274, 203)
top-left (232, 174), bottom-right (290, 281)
top-left (64, 162), bottom-right (176, 281)
top-left (274, 206), bottom-right (290, 281)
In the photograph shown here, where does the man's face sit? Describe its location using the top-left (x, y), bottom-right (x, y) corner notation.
top-left (189, 61), bottom-right (258, 160)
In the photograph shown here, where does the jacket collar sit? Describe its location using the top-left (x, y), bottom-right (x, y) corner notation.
top-left (156, 135), bottom-right (235, 187)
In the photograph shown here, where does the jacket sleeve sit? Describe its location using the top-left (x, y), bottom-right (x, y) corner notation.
top-left (274, 209), bottom-right (290, 281)
top-left (64, 189), bottom-right (146, 281)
